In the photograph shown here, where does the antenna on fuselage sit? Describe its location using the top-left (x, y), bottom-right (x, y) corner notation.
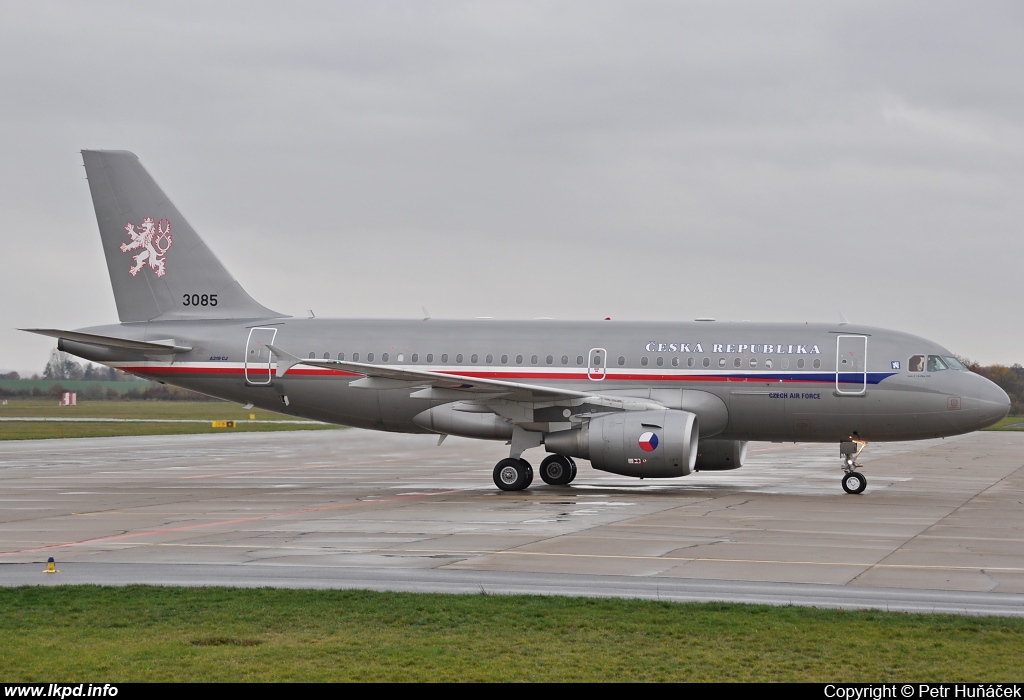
top-left (422, 306), bottom-right (431, 321)
top-left (838, 312), bottom-right (849, 326)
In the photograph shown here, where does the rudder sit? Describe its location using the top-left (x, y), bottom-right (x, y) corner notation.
top-left (82, 150), bottom-right (283, 322)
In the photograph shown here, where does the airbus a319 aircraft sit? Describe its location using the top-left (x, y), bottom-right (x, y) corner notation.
top-left (25, 151), bottom-right (1011, 494)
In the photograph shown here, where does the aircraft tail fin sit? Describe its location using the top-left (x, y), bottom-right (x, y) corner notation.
top-left (81, 150), bottom-right (284, 323)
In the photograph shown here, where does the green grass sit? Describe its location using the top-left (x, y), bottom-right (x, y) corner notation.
top-left (1, 587), bottom-right (1022, 681)
top-left (983, 416), bottom-right (1024, 430)
top-left (0, 400), bottom-right (340, 440)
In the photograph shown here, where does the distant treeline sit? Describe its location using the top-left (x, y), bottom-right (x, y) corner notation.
top-left (0, 379), bottom-right (216, 402)
top-left (0, 350), bottom-right (215, 401)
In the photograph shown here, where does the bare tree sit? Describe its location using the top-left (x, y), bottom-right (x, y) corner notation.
top-left (42, 349), bottom-right (84, 381)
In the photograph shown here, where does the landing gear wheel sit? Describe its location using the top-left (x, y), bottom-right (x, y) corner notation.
top-left (567, 457), bottom-right (578, 484)
top-left (842, 471), bottom-right (867, 495)
top-left (494, 458), bottom-right (531, 491)
top-left (539, 454), bottom-right (575, 485)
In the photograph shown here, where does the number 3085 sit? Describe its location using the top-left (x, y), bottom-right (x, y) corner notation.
top-left (183, 294), bottom-right (218, 306)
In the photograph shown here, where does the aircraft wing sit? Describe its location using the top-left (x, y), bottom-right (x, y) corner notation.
top-left (265, 344), bottom-right (662, 411)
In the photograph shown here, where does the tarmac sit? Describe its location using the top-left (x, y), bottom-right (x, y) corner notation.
top-left (1, 429), bottom-right (1022, 616)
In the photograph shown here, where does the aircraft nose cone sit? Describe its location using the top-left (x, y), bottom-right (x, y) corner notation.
top-left (969, 375), bottom-right (1011, 428)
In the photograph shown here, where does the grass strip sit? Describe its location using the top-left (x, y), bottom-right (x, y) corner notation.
top-left (0, 400), bottom-right (339, 439)
top-left (984, 416), bottom-right (1024, 431)
top-left (2, 586), bottom-right (1023, 682)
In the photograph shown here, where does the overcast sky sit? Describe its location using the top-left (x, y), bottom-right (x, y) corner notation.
top-left (1, 1), bottom-right (1022, 373)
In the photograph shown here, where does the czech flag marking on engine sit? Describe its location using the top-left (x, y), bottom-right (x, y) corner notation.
top-left (638, 431), bottom-right (659, 452)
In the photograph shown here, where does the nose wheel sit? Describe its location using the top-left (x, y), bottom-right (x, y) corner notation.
top-left (841, 471), bottom-right (867, 494)
top-left (493, 458), bottom-right (533, 491)
top-left (840, 437), bottom-right (868, 495)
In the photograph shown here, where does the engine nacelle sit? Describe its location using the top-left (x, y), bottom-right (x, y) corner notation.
top-left (694, 439), bottom-right (748, 471)
top-left (545, 409), bottom-right (699, 478)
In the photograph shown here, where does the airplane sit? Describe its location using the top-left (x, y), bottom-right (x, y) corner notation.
top-left (23, 150), bottom-right (1011, 494)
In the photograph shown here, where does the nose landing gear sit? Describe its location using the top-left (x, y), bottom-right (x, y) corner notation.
top-left (840, 437), bottom-right (868, 494)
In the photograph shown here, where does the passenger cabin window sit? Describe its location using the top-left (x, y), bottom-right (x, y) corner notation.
top-left (641, 357), bottom-right (649, 367)
top-left (367, 353), bottom-right (374, 362)
top-left (546, 355), bottom-right (553, 365)
top-left (323, 352), bottom-right (330, 360)
top-left (531, 355), bottom-right (538, 365)
top-left (749, 358), bottom-right (757, 368)
top-left (441, 354), bottom-right (448, 363)
top-left (501, 354), bottom-right (508, 364)
top-left (352, 353), bottom-right (360, 361)
top-left (308, 352), bottom-right (315, 359)
top-left (908, 355), bottom-right (925, 372)
top-left (781, 358), bottom-right (789, 370)
top-left (703, 358), bottom-right (710, 368)
top-left (456, 354), bottom-right (463, 363)
top-left (671, 357), bottom-right (679, 367)
top-left (382, 352), bottom-right (389, 362)
top-left (618, 356), bottom-right (625, 366)
top-left (813, 359), bottom-right (821, 369)
top-left (562, 355), bottom-right (569, 365)
top-left (426, 353), bottom-right (433, 362)
top-left (656, 357), bottom-right (664, 367)
top-left (797, 358), bottom-right (804, 369)
top-left (764, 358), bottom-right (773, 369)
top-left (516, 355), bottom-right (523, 365)
top-left (411, 353), bottom-right (418, 362)
top-left (396, 354), bottom-right (403, 362)
top-left (577, 356), bottom-right (584, 366)
top-left (687, 357), bottom-right (695, 368)
top-left (337, 353), bottom-right (345, 361)
top-left (719, 358), bottom-right (726, 368)
top-left (471, 354), bottom-right (478, 363)
top-left (486, 354), bottom-right (493, 363)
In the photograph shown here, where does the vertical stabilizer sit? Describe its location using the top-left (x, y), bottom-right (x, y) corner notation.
top-left (82, 150), bottom-right (284, 322)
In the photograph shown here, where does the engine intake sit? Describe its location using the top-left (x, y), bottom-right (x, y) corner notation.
top-left (545, 409), bottom-right (699, 478)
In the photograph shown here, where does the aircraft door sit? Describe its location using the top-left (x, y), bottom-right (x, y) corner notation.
top-left (245, 327), bottom-right (278, 385)
top-left (835, 335), bottom-right (867, 395)
top-left (588, 348), bottom-right (607, 381)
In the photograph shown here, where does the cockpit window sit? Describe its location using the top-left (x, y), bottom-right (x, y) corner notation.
top-left (942, 356), bottom-right (967, 371)
top-left (908, 355), bottom-right (925, 372)
top-left (927, 355), bottom-right (948, 372)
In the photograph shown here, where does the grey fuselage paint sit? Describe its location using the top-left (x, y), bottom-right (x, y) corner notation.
top-left (60, 318), bottom-right (1011, 443)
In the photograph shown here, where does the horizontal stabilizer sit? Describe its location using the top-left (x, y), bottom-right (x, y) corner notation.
top-left (20, 328), bottom-right (192, 354)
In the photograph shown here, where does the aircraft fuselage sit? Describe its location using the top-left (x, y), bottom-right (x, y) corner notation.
top-left (61, 318), bottom-right (1009, 444)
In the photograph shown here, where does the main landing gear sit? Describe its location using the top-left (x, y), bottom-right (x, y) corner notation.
top-left (840, 437), bottom-right (868, 495)
top-left (539, 454), bottom-right (577, 486)
top-left (493, 458), bottom-right (533, 491)
top-left (492, 454), bottom-right (577, 491)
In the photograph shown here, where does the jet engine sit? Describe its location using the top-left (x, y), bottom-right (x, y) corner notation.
top-left (693, 439), bottom-right (747, 471)
top-left (544, 409), bottom-right (699, 478)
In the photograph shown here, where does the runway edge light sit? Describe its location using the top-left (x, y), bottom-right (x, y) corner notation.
top-left (42, 557), bottom-right (59, 574)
